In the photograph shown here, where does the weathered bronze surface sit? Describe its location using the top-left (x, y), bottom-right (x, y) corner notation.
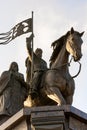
top-left (26, 34), bottom-right (48, 100)
top-left (26, 28), bottom-right (84, 107)
top-left (0, 62), bottom-right (28, 125)
top-left (0, 28), bottom-right (85, 129)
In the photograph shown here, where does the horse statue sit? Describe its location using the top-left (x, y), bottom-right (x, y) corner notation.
top-left (26, 27), bottom-right (84, 107)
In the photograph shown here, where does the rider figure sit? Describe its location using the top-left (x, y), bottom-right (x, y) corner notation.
top-left (26, 34), bottom-right (48, 99)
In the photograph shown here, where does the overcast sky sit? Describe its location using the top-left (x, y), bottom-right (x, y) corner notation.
top-left (0, 0), bottom-right (87, 113)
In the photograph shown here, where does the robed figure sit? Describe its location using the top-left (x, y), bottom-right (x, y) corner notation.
top-left (0, 62), bottom-right (28, 116)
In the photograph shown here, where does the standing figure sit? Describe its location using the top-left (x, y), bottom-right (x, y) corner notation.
top-left (26, 34), bottom-right (48, 99)
top-left (0, 62), bottom-right (28, 117)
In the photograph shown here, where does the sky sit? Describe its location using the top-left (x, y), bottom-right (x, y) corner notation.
top-left (0, 0), bottom-right (87, 113)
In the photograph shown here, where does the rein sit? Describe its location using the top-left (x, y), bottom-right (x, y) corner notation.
top-left (68, 57), bottom-right (82, 78)
top-left (50, 57), bottom-right (81, 78)
top-left (71, 61), bottom-right (81, 78)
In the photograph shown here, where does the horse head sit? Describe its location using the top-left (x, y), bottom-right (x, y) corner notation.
top-left (66, 27), bottom-right (84, 61)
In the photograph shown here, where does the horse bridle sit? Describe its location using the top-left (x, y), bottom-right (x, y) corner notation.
top-left (62, 56), bottom-right (82, 78)
top-left (69, 56), bottom-right (82, 78)
top-left (50, 56), bottom-right (81, 79)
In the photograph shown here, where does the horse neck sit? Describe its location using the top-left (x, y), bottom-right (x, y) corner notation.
top-left (51, 44), bottom-right (69, 72)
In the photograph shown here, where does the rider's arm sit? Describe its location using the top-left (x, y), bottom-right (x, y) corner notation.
top-left (26, 34), bottom-right (34, 62)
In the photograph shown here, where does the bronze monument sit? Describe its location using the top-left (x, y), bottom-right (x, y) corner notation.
top-left (26, 27), bottom-right (84, 107)
top-left (0, 15), bottom-right (86, 129)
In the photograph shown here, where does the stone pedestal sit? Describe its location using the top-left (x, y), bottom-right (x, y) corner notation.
top-left (0, 105), bottom-right (87, 130)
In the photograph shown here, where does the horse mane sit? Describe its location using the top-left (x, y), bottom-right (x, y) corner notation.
top-left (49, 31), bottom-right (70, 67)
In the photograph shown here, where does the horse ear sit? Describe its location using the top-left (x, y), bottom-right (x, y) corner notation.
top-left (70, 27), bottom-right (74, 34)
top-left (79, 31), bottom-right (84, 37)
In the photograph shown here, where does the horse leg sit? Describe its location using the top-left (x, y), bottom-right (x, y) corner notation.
top-left (46, 86), bottom-right (66, 105)
top-left (65, 80), bottom-right (75, 105)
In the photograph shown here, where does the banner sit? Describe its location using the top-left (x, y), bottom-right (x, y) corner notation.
top-left (0, 18), bottom-right (32, 45)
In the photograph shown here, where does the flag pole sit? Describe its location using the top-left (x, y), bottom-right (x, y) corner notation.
top-left (31, 11), bottom-right (34, 80)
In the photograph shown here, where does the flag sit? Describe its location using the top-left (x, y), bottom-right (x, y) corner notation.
top-left (0, 18), bottom-right (32, 45)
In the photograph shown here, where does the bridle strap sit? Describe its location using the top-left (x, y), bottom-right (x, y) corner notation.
top-left (50, 57), bottom-right (73, 70)
top-left (50, 56), bottom-right (81, 78)
top-left (71, 61), bottom-right (81, 78)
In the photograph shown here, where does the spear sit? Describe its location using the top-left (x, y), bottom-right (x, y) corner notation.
top-left (31, 11), bottom-right (34, 81)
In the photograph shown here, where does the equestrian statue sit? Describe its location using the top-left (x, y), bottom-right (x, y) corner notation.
top-left (25, 27), bottom-right (84, 107)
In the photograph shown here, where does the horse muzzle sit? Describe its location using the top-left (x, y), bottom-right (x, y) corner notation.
top-left (73, 54), bottom-right (82, 61)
